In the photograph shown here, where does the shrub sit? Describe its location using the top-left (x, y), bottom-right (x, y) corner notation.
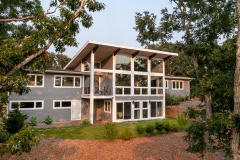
top-left (82, 119), bottom-right (90, 125)
top-left (3, 108), bottom-right (28, 134)
top-left (0, 125), bottom-right (10, 143)
top-left (43, 115), bottom-right (53, 125)
top-left (145, 124), bottom-right (155, 136)
top-left (177, 114), bottom-right (189, 129)
top-left (163, 120), bottom-right (180, 132)
top-left (120, 128), bottom-right (134, 140)
top-left (136, 123), bottom-right (145, 135)
top-left (166, 94), bottom-right (188, 106)
top-left (104, 122), bottom-right (118, 140)
top-left (155, 121), bottom-right (165, 132)
top-left (6, 125), bottom-right (40, 155)
top-left (29, 116), bottom-right (37, 126)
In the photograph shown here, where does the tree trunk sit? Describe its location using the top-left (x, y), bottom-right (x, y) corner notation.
top-left (232, 1), bottom-right (240, 159)
top-left (203, 95), bottom-right (212, 160)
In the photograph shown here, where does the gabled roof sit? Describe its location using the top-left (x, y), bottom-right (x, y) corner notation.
top-left (64, 40), bottom-right (178, 70)
top-left (165, 76), bottom-right (194, 80)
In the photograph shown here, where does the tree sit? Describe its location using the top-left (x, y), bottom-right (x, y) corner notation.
top-left (134, 0), bottom-right (236, 159)
top-left (47, 52), bottom-right (71, 69)
top-left (232, 0), bottom-right (240, 159)
top-left (0, 0), bottom-right (105, 116)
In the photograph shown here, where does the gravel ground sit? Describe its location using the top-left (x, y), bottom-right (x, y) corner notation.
top-left (2, 132), bottom-right (210, 160)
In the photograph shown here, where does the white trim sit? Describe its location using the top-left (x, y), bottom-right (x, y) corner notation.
top-left (45, 70), bottom-right (84, 75)
top-left (27, 74), bottom-right (44, 88)
top-left (89, 50), bottom-right (94, 124)
top-left (104, 100), bottom-right (111, 113)
top-left (9, 100), bottom-right (44, 110)
top-left (53, 100), bottom-right (72, 109)
top-left (172, 80), bottom-right (184, 90)
top-left (54, 75), bottom-right (81, 88)
top-left (165, 80), bottom-right (169, 89)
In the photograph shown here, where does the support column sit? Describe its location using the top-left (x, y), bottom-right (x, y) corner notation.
top-left (147, 58), bottom-right (151, 96)
top-left (90, 50), bottom-right (94, 124)
top-left (162, 60), bottom-right (166, 119)
top-left (112, 54), bottom-right (116, 122)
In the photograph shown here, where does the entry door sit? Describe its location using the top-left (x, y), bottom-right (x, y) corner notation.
top-left (71, 100), bottom-right (81, 120)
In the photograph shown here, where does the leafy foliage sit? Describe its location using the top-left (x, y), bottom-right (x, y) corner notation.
top-left (104, 122), bottom-right (118, 140)
top-left (166, 94), bottom-right (188, 106)
top-left (3, 108), bottom-right (28, 134)
top-left (176, 115), bottom-right (189, 129)
top-left (6, 125), bottom-right (40, 155)
top-left (136, 123), bottom-right (145, 135)
top-left (82, 119), bottom-right (90, 125)
top-left (119, 128), bottom-right (134, 140)
top-left (29, 116), bottom-right (37, 126)
top-left (43, 115), bottom-right (53, 125)
top-left (0, 125), bottom-right (10, 143)
top-left (47, 52), bottom-right (71, 70)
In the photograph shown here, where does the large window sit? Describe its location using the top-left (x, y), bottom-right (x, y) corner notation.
top-left (172, 80), bottom-right (184, 90)
top-left (151, 76), bottom-right (163, 95)
top-left (116, 74), bottom-right (131, 95)
top-left (142, 101), bottom-right (148, 119)
top-left (116, 102), bottom-right (132, 120)
top-left (150, 101), bottom-right (163, 117)
top-left (54, 75), bottom-right (81, 88)
top-left (27, 74), bottom-right (44, 87)
top-left (116, 55), bottom-right (131, 71)
top-left (151, 59), bottom-right (163, 73)
top-left (53, 100), bottom-right (72, 109)
top-left (134, 102), bottom-right (140, 119)
top-left (10, 101), bottom-right (43, 110)
top-left (134, 75), bottom-right (148, 95)
top-left (134, 57), bottom-right (147, 72)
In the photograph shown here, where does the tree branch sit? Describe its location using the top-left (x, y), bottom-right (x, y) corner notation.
top-left (7, 0), bottom-right (88, 76)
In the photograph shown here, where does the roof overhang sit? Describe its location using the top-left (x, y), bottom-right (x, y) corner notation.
top-left (165, 76), bottom-right (194, 80)
top-left (64, 40), bottom-right (178, 70)
top-left (45, 69), bottom-right (89, 75)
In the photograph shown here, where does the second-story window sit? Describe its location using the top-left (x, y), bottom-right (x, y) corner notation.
top-left (151, 59), bottom-right (163, 73)
top-left (116, 74), bottom-right (131, 95)
top-left (116, 55), bottom-right (131, 71)
top-left (27, 74), bottom-right (44, 87)
top-left (151, 76), bottom-right (163, 95)
top-left (54, 75), bottom-right (81, 88)
top-left (134, 57), bottom-right (147, 72)
top-left (134, 75), bottom-right (148, 95)
top-left (172, 81), bottom-right (183, 90)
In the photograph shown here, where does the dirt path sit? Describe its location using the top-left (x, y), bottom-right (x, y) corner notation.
top-left (2, 133), bottom-right (210, 160)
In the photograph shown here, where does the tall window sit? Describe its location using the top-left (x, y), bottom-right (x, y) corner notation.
top-left (151, 101), bottom-right (163, 117)
top-left (116, 55), bottom-right (131, 71)
top-left (10, 101), bottom-right (43, 110)
top-left (172, 80), bottom-right (184, 90)
top-left (151, 59), bottom-right (163, 73)
top-left (116, 74), bottom-right (131, 95)
top-left (134, 75), bottom-right (148, 95)
top-left (55, 76), bottom-right (81, 88)
top-left (116, 102), bottom-right (131, 120)
top-left (151, 76), bottom-right (163, 95)
top-left (134, 57), bottom-right (147, 72)
top-left (27, 74), bottom-right (44, 87)
top-left (104, 100), bottom-right (111, 113)
top-left (134, 102), bottom-right (140, 119)
top-left (142, 102), bottom-right (148, 119)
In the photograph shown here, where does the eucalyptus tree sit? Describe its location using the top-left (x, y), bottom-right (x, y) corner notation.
top-left (0, 0), bottom-right (105, 116)
top-left (134, 0), bottom-right (237, 159)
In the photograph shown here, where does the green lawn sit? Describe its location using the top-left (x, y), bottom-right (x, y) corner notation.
top-left (34, 119), bottom-right (179, 140)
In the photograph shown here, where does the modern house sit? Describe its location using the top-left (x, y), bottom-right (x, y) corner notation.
top-left (7, 40), bottom-right (189, 124)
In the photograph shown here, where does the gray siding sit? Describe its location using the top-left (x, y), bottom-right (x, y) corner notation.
top-left (8, 73), bottom-right (82, 122)
top-left (166, 80), bottom-right (190, 97)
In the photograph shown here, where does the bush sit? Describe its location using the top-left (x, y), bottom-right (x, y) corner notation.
top-left (82, 119), bottom-right (90, 125)
top-left (136, 123), bottom-right (145, 135)
top-left (177, 115), bottom-right (189, 129)
top-left (120, 128), bottom-right (134, 140)
top-left (0, 125), bottom-right (10, 143)
top-left (6, 125), bottom-right (40, 155)
top-left (145, 124), bottom-right (156, 136)
top-left (166, 94), bottom-right (188, 106)
top-left (29, 116), bottom-right (37, 126)
top-left (104, 122), bottom-right (118, 140)
top-left (155, 121), bottom-right (165, 132)
top-left (43, 115), bottom-right (53, 125)
top-left (3, 108), bottom-right (28, 134)
top-left (163, 120), bottom-right (180, 132)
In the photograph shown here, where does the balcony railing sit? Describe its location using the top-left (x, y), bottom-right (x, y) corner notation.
top-left (83, 87), bottom-right (112, 96)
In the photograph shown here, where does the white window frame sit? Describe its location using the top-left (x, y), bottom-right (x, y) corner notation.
top-left (53, 100), bottom-right (72, 109)
top-left (104, 100), bottom-right (111, 113)
top-left (134, 56), bottom-right (148, 73)
top-left (134, 74), bottom-right (148, 95)
top-left (54, 75), bottom-right (81, 88)
top-left (150, 76), bottom-right (163, 95)
top-left (115, 87), bottom-right (131, 95)
top-left (166, 80), bottom-right (169, 89)
top-left (115, 54), bottom-right (132, 71)
top-left (10, 100), bottom-right (44, 110)
top-left (116, 101), bottom-right (132, 120)
top-left (27, 74), bottom-right (44, 88)
top-left (172, 80), bottom-right (184, 90)
top-left (150, 101), bottom-right (164, 118)
top-left (134, 87), bottom-right (148, 95)
top-left (133, 101), bottom-right (141, 120)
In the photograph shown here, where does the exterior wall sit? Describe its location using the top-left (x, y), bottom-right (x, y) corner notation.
top-left (166, 79), bottom-right (190, 97)
top-left (8, 73), bottom-right (82, 122)
top-left (81, 99), bottom-right (90, 120)
top-left (94, 99), bottom-right (112, 122)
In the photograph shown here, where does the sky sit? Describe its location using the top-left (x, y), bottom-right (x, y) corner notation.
top-left (41, 0), bottom-right (174, 58)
